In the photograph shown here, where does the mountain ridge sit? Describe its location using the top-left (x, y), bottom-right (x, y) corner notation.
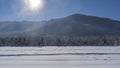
top-left (0, 14), bottom-right (120, 37)
top-left (41, 14), bottom-right (120, 36)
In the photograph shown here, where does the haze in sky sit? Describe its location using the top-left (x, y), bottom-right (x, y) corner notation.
top-left (0, 0), bottom-right (120, 21)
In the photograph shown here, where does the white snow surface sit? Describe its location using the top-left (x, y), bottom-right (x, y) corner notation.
top-left (0, 46), bottom-right (120, 68)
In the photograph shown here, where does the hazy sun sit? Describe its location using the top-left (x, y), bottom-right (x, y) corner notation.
top-left (24, 0), bottom-right (44, 11)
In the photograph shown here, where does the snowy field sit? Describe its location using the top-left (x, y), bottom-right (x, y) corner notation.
top-left (0, 46), bottom-right (120, 68)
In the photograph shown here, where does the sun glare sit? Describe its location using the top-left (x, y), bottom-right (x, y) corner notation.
top-left (24, 0), bottom-right (44, 11)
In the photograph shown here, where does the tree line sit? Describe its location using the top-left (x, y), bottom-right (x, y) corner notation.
top-left (0, 36), bottom-right (120, 47)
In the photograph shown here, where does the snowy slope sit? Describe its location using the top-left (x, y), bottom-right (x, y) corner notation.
top-left (0, 47), bottom-right (120, 68)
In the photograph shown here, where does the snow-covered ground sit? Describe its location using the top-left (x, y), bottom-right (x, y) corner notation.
top-left (0, 46), bottom-right (120, 68)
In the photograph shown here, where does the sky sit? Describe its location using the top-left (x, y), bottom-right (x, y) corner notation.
top-left (0, 0), bottom-right (120, 21)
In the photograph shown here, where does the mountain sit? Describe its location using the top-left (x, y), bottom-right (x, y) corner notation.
top-left (0, 21), bottom-right (46, 37)
top-left (42, 14), bottom-right (120, 36)
top-left (0, 14), bottom-right (120, 37)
